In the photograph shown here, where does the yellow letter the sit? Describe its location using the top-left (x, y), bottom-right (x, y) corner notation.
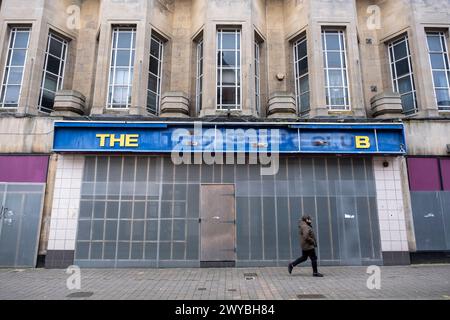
top-left (96, 134), bottom-right (110, 147)
top-left (109, 134), bottom-right (126, 147)
top-left (125, 134), bottom-right (139, 147)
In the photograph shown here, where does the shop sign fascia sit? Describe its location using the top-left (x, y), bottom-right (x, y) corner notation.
top-left (52, 121), bottom-right (407, 155)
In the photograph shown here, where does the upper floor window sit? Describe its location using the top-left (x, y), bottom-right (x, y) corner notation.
top-left (322, 29), bottom-right (351, 111)
top-left (254, 40), bottom-right (261, 115)
top-left (293, 36), bottom-right (310, 115)
top-left (147, 34), bottom-right (164, 115)
top-left (426, 31), bottom-right (450, 111)
top-left (107, 26), bottom-right (136, 109)
top-left (388, 35), bottom-right (417, 115)
top-left (0, 27), bottom-right (31, 109)
top-left (217, 29), bottom-right (241, 110)
top-left (196, 38), bottom-right (203, 115)
top-left (38, 32), bottom-right (68, 113)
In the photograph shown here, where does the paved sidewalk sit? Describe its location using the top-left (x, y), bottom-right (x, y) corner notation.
top-left (0, 265), bottom-right (449, 300)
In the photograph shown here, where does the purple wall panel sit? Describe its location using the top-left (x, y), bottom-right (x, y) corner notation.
top-left (441, 159), bottom-right (450, 191)
top-left (0, 156), bottom-right (49, 183)
top-left (408, 158), bottom-right (441, 191)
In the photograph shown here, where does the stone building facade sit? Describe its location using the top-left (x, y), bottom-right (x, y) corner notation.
top-left (0, 0), bottom-right (448, 268)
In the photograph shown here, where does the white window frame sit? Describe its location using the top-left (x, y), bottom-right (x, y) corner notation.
top-left (322, 29), bottom-right (351, 111)
top-left (107, 26), bottom-right (136, 109)
top-left (147, 34), bottom-right (164, 115)
top-left (293, 36), bottom-right (310, 115)
top-left (0, 26), bottom-right (31, 109)
top-left (216, 28), bottom-right (242, 110)
top-left (38, 32), bottom-right (68, 113)
top-left (388, 35), bottom-right (418, 115)
top-left (426, 31), bottom-right (450, 111)
top-left (254, 40), bottom-right (261, 115)
top-left (195, 39), bottom-right (203, 115)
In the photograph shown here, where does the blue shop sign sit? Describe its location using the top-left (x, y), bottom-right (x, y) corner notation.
top-left (53, 121), bottom-right (407, 155)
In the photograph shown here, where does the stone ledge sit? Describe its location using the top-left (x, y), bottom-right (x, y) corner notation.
top-left (159, 92), bottom-right (190, 118)
top-left (52, 90), bottom-right (86, 116)
top-left (370, 91), bottom-right (404, 119)
top-left (266, 92), bottom-right (297, 119)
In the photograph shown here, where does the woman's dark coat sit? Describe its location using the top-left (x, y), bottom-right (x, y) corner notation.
top-left (299, 217), bottom-right (317, 251)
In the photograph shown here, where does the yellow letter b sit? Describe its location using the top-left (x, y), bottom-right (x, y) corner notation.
top-left (356, 136), bottom-right (371, 149)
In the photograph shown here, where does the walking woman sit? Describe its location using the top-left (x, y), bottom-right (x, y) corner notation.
top-left (288, 215), bottom-right (324, 277)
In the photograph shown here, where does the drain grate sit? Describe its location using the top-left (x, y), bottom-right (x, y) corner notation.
top-left (66, 292), bottom-right (94, 298)
top-left (244, 273), bottom-right (258, 280)
top-left (228, 289), bottom-right (237, 292)
top-left (244, 273), bottom-right (258, 277)
top-left (197, 288), bottom-right (207, 291)
top-left (297, 294), bottom-right (326, 300)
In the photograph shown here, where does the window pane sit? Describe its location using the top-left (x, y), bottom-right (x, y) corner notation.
top-left (325, 33), bottom-right (340, 50)
top-left (117, 32), bottom-right (133, 49)
top-left (397, 76), bottom-right (413, 94)
top-left (326, 52), bottom-right (341, 68)
top-left (427, 35), bottom-right (442, 52)
top-left (328, 70), bottom-right (344, 87)
top-left (401, 93), bottom-right (415, 113)
top-left (433, 71), bottom-right (448, 88)
top-left (222, 33), bottom-right (236, 50)
top-left (43, 73), bottom-right (58, 92)
top-left (395, 59), bottom-right (410, 77)
top-left (220, 51), bottom-right (237, 67)
top-left (4, 86), bottom-right (20, 104)
top-left (49, 38), bottom-right (63, 57)
top-left (299, 75), bottom-right (309, 94)
top-left (116, 51), bottom-right (131, 67)
top-left (297, 40), bottom-right (307, 58)
top-left (393, 42), bottom-right (407, 59)
top-left (11, 50), bottom-right (26, 66)
top-left (13, 32), bottom-right (29, 48)
top-left (114, 69), bottom-right (130, 86)
top-left (40, 90), bottom-right (55, 111)
top-left (222, 87), bottom-right (236, 105)
top-left (113, 87), bottom-right (126, 104)
top-left (46, 55), bottom-right (61, 75)
top-left (436, 89), bottom-right (450, 106)
top-left (430, 53), bottom-right (445, 69)
top-left (151, 39), bottom-right (161, 58)
top-left (222, 69), bottom-right (239, 85)
top-left (149, 56), bottom-right (159, 75)
top-left (329, 88), bottom-right (345, 106)
top-left (148, 74), bottom-right (158, 92)
top-left (300, 93), bottom-right (310, 112)
top-left (298, 57), bottom-right (308, 75)
top-left (7, 67), bottom-right (23, 85)
top-left (147, 92), bottom-right (157, 112)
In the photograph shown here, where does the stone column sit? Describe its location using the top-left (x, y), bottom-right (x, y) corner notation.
top-left (37, 154), bottom-right (58, 259)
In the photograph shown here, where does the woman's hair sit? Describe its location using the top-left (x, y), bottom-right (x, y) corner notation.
top-left (301, 215), bottom-right (312, 222)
